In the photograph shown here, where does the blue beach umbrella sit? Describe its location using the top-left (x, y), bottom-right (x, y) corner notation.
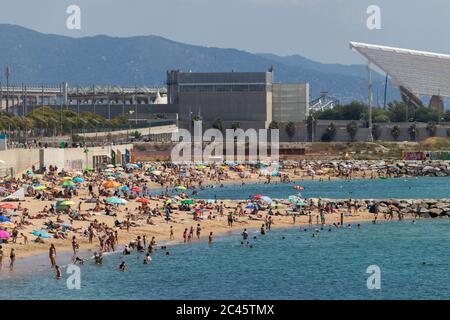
top-left (32, 230), bottom-right (52, 238)
top-left (106, 197), bottom-right (128, 205)
top-left (73, 177), bottom-right (84, 183)
top-left (0, 216), bottom-right (11, 223)
top-left (245, 203), bottom-right (258, 209)
top-left (120, 186), bottom-right (131, 192)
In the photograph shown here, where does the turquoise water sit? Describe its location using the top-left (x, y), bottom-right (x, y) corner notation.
top-left (2, 219), bottom-right (450, 300)
top-left (169, 177), bottom-right (450, 200)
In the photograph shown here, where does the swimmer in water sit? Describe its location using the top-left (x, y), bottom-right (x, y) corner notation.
top-left (119, 261), bottom-right (127, 272)
top-left (144, 253), bottom-right (152, 264)
top-left (94, 252), bottom-right (103, 265)
top-left (242, 229), bottom-right (249, 240)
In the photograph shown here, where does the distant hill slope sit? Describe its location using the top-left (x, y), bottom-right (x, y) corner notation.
top-left (0, 24), bottom-right (398, 103)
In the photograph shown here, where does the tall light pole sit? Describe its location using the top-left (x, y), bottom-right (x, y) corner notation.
top-left (367, 63), bottom-right (374, 142)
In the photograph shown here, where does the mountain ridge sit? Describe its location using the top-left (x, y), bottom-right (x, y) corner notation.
top-left (0, 24), bottom-right (398, 103)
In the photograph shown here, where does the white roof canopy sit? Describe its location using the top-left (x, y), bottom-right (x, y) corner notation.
top-left (350, 41), bottom-right (450, 97)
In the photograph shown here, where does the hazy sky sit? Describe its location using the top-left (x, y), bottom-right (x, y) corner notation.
top-left (1, 0), bottom-right (449, 64)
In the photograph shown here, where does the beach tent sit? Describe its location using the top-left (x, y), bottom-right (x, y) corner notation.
top-left (181, 199), bottom-right (195, 205)
top-left (1, 188), bottom-right (25, 202)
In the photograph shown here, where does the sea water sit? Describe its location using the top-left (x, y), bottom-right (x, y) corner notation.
top-left (180, 177), bottom-right (450, 200)
top-left (2, 219), bottom-right (450, 300)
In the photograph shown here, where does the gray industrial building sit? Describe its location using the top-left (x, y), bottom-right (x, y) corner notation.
top-left (167, 70), bottom-right (309, 131)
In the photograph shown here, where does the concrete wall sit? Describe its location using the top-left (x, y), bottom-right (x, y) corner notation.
top-left (0, 144), bottom-right (133, 175)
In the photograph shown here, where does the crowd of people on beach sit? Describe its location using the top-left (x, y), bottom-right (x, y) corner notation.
top-left (0, 160), bottom-right (427, 277)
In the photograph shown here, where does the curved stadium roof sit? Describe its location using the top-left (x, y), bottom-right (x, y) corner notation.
top-left (350, 42), bottom-right (450, 97)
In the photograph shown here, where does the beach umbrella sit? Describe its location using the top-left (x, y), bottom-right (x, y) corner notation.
top-left (206, 199), bottom-right (215, 204)
top-left (288, 196), bottom-right (306, 206)
top-left (181, 199), bottom-right (195, 205)
top-left (0, 222), bottom-right (14, 228)
top-left (136, 197), bottom-right (150, 204)
top-left (33, 185), bottom-right (47, 191)
top-left (32, 230), bottom-right (52, 239)
top-left (0, 203), bottom-right (16, 209)
top-left (102, 181), bottom-right (121, 189)
top-left (0, 215), bottom-right (11, 222)
top-left (131, 187), bottom-right (142, 192)
top-left (0, 230), bottom-right (11, 239)
top-left (261, 196), bottom-right (273, 204)
top-left (107, 164), bottom-right (115, 168)
top-left (105, 197), bottom-right (127, 205)
top-left (62, 181), bottom-right (76, 187)
top-left (60, 200), bottom-right (75, 206)
top-left (151, 170), bottom-right (162, 175)
top-left (253, 194), bottom-right (263, 200)
top-left (85, 167), bottom-right (94, 172)
top-left (245, 203), bottom-right (258, 209)
top-left (126, 163), bottom-right (140, 168)
top-left (120, 186), bottom-right (131, 192)
top-left (271, 202), bottom-right (285, 208)
top-left (73, 177), bottom-right (84, 183)
top-left (175, 185), bottom-right (187, 191)
top-left (62, 176), bottom-right (73, 181)
top-left (195, 165), bottom-right (207, 170)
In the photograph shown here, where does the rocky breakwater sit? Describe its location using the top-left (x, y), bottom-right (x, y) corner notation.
top-left (308, 198), bottom-right (450, 218)
top-left (294, 160), bottom-right (450, 177)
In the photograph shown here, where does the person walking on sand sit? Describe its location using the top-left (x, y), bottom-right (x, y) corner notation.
top-left (183, 228), bottom-right (188, 243)
top-left (169, 226), bottom-right (174, 240)
top-left (196, 224), bottom-right (202, 240)
top-left (49, 244), bottom-right (57, 268)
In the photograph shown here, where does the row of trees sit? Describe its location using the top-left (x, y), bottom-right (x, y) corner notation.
top-left (209, 118), bottom-right (298, 140)
top-left (320, 121), bottom-right (449, 142)
top-left (0, 107), bottom-right (128, 137)
top-left (315, 101), bottom-right (450, 123)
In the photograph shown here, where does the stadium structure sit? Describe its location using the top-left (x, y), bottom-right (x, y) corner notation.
top-left (350, 42), bottom-right (450, 113)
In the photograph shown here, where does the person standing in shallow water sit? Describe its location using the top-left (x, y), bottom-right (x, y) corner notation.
top-left (208, 232), bottom-right (213, 244)
top-left (9, 248), bottom-right (15, 271)
top-left (227, 212), bottom-right (233, 228)
top-left (0, 245), bottom-right (3, 271)
top-left (49, 244), bottom-right (57, 268)
top-left (260, 224), bottom-right (266, 235)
